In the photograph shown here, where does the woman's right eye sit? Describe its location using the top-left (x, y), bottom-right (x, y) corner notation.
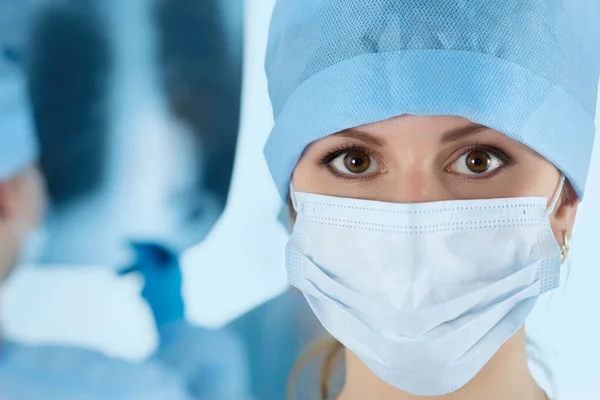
top-left (329, 149), bottom-right (380, 177)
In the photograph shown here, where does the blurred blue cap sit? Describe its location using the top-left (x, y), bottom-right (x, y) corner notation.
top-left (0, 47), bottom-right (38, 181)
top-left (264, 0), bottom-right (600, 199)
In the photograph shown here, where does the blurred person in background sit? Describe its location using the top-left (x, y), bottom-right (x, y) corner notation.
top-left (8, 1), bottom-right (309, 398)
top-left (0, 50), bottom-right (45, 288)
top-left (124, 240), bottom-right (319, 400)
top-left (122, 242), bottom-right (255, 400)
top-left (0, 45), bottom-right (196, 400)
top-left (0, 2), bottom-right (254, 398)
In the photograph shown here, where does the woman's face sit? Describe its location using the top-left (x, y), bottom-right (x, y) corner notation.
top-left (292, 115), bottom-right (578, 241)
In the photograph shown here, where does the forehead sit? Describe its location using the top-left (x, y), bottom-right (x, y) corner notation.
top-left (315, 114), bottom-right (511, 149)
top-left (355, 115), bottom-right (486, 138)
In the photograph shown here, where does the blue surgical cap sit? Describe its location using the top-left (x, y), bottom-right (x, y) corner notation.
top-left (0, 49), bottom-right (38, 181)
top-left (263, 0), bottom-right (600, 199)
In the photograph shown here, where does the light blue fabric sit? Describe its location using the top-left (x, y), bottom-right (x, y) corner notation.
top-left (227, 288), bottom-right (324, 400)
top-left (153, 321), bottom-right (255, 400)
top-left (264, 0), bottom-right (600, 199)
top-left (0, 341), bottom-right (194, 400)
top-left (120, 242), bottom-right (255, 399)
top-left (0, 48), bottom-right (38, 181)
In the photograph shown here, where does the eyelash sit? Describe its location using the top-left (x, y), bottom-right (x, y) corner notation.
top-left (319, 144), bottom-right (376, 179)
top-left (449, 143), bottom-right (514, 170)
top-left (319, 142), bottom-right (514, 178)
top-left (319, 144), bottom-right (373, 165)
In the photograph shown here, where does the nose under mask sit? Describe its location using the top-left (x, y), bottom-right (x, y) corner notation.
top-left (285, 176), bottom-right (565, 396)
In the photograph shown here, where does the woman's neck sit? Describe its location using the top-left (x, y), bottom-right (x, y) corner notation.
top-left (337, 328), bottom-right (547, 400)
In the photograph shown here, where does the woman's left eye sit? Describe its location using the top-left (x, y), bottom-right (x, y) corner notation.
top-left (447, 148), bottom-right (504, 176)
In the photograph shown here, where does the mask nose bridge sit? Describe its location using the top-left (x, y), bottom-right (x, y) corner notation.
top-left (379, 169), bottom-right (452, 204)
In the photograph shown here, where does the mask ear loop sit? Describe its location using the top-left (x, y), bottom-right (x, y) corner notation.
top-left (546, 175), bottom-right (566, 216)
top-left (289, 182), bottom-right (299, 212)
top-left (545, 175), bottom-right (570, 265)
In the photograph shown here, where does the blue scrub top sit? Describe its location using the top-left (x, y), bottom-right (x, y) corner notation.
top-left (152, 320), bottom-right (255, 400)
top-left (0, 341), bottom-right (194, 400)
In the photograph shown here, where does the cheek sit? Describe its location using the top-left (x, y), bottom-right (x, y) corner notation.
top-left (292, 155), bottom-right (333, 194)
top-left (292, 158), bottom-right (389, 200)
top-left (502, 160), bottom-right (561, 198)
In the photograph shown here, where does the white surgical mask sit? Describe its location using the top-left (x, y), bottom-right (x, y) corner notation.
top-left (286, 177), bottom-right (565, 396)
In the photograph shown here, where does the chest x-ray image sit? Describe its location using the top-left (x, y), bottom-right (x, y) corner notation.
top-left (29, 0), bottom-right (243, 266)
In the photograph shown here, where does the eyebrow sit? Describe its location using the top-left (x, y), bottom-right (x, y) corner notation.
top-left (441, 123), bottom-right (491, 143)
top-left (333, 129), bottom-right (387, 147)
top-left (333, 123), bottom-right (491, 147)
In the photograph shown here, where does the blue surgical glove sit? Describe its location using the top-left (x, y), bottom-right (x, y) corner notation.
top-left (120, 242), bottom-right (185, 332)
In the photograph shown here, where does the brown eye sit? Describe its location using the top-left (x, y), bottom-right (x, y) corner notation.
top-left (448, 148), bottom-right (504, 176)
top-left (330, 149), bottom-right (380, 176)
top-left (465, 150), bottom-right (491, 173)
top-left (343, 150), bottom-right (371, 174)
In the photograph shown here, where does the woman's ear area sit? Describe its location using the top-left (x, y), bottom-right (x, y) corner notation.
top-left (551, 180), bottom-right (579, 246)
